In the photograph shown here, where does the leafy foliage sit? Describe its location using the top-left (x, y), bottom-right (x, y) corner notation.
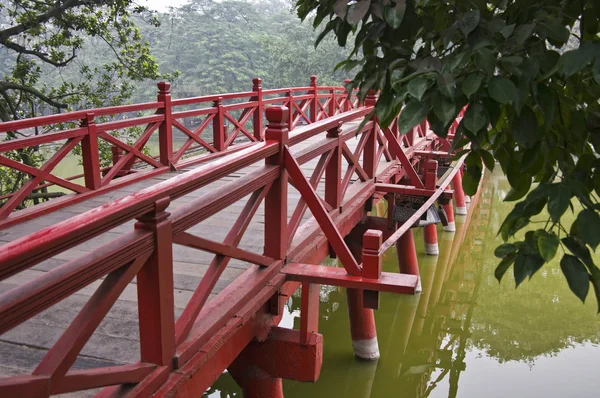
top-left (297, 0), bottom-right (600, 310)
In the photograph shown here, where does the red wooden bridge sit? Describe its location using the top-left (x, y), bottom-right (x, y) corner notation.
top-left (0, 77), bottom-right (473, 397)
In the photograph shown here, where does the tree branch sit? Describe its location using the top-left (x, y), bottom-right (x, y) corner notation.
top-left (0, 39), bottom-right (77, 67)
top-left (0, 82), bottom-right (68, 109)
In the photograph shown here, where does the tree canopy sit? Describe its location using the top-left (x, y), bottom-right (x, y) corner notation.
top-left (297, 0), bottom-right (600, 310)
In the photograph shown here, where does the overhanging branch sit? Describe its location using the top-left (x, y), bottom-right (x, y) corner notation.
top-left (0, 82), bottom-right (67, 110)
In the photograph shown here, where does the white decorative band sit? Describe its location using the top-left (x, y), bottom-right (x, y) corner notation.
top-left (415, 278), bottom-right (423, 294)
top-left (352, 337), bottom-right (380, 360)
top-left (465, 195), bottom-right (471, 203)
top-left (456, 206), bottom-right (467, 215)
top-left (443, 221), bottom-right (456, 232)
top-left (424, 243), bottom-right (439, 256)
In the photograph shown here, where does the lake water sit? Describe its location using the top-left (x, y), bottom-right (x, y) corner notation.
top-left (205, 168), bottom-right (600, 397)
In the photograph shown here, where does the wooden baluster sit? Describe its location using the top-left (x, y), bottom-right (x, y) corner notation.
top-left (135, 197), bottom-right (175, 366)
top-left (325, 123), bottom-right (342, 211)
top-left (80, 113), bottom-right (101, 189)
top-left (286, 90), bottom-right (293, 130)
top-left (213, 97), bottom-right (225, 151)
top-left (264, 106), bottom-right (289, 260)
top-left (362, 230), bottom-right (383, 310)
top-left (157, 82), bottom-right (173, 167)
top-left (300, 282), bottom-right (320, 345)
top-left (363, 90), bottom-right (377, 179)
top-left (328, 88), bottom-right (336, 116)
top-left (310, 76), bottom-right (318, 123)
top-left (252, 78), bottom-right (263, 140)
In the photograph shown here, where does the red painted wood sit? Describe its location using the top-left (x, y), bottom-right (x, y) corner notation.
top-left (252, 78), bottom-right (264, 140)
top-left (157, 82), bottom-right (173, 167)
top-left (300, 282), bottom-right (320, 345)
top-left (282, 264), bottom-right (417, 294)
top-left (375, 183), bottom-right (454, 200)
top-left (135, 198), bottom-right (176, 366)
top-left (80, 113), bottom-right (101, 190)
top-left (284, 147), bottom-right (361, 276)
top-left (362, 229), bottom-right (383, 309)
top-left (212, 97), bottom-right (225, 151)
top-left (325, 125), bottom-right (342, 209)
top-left (381, 126), bottom-right (425, 188)
top-left (33, 254), bottom-right (149, 382)
top-left (174, 232), bottom-right (275, 267)
top-left (264, 106), bottom-right (289, 260)
top-left (175, 184), bottom-right (271, 344)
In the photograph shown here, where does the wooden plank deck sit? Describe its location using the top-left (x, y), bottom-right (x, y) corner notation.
top-left (0, 122), bottom-right (395, 396)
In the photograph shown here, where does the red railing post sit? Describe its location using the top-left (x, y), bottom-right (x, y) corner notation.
top-left (286, 90), bottom-right (293, 130)
top-left (80, 113), bottom-right (101, 190)
top-left (264, 106), bottom-right (289, 260)
top-left (213, 97), bottom-right (225, 151)
top-left (363, 90), bottom-right (377, 178)
top-left (343, 79), bottom-right (352, 112)
top-left (157, 82), bottom-right (173, 167)
top-left (424, 159), bottom-right (440, 255)
top-left (362, 229), bottom-right (383, 310)
top-left (252, 78), bottom-right (263, 140)
top-left (328, 87), bottom-right (336, 117)
top-left (309, 76), bottom-right (318, 122)
top-left (134, 197), bottom-right (175, 366)
top-left (325, 123), bottom-right (342, 210)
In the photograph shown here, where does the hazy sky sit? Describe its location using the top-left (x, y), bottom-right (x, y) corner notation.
top-left (141, 0), bottom-right (189, 12)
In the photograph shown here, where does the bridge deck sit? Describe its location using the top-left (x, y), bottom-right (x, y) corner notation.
top-left (0, 120), bottom-right (394, 395)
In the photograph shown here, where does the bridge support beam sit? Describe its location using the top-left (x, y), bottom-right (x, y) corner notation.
top-left (424, 224), bottom-right (439, 256)
top-left (452, 171), bottom-right (467, 215)
top-left (228, 327), bottom-right (323, 398)
top-left (396, 230), bottom-right (421, 293)
top-left (345, 235), bottom-right (379, 360)
top-left (443, 202), bottom-right (456, 232)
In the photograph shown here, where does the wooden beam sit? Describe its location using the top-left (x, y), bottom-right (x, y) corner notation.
top-left (375, 183), bottom-right (454, 200)
top-left (281, 263), bottom-right (418, 294)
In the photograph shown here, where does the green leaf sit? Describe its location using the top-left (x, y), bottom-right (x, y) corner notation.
top-left (488, 77), bottom-right (518, 105)
top-left (397, 101), bottom-right (428, 134)
top-left (513, 23), bottom-right (535, 44)
top-left (562, 237), bottom-right (595, 268)
top-left (407, 75), bottom-right (433, 101)
top-left (559, 43), bottom-right (599, 78)
top-left (462, 73), bottom-right (483, 98)
top-left (463, 103), bottom-right (487, 133)
top-left (538, 20), bottom-right (570, 46)
top-left (456, 9), bottom-right (480, 37)
top-left (433, 95), bottom-right (456, 126)
top-left (575, 209), bottom-right (600, 251)
top-left (384, 0), bottom-right (406, 29)
top-left (547, 185), bottom-right (571, 222)
top-left (514, 251), bottom-right (544, 287)
top-left (475, 48), bottom-right (495, 76)
top-left (537, 230), bottom-right (559, 262)
top-left (346, 0), bottom-right (371, 25)
top-left (512, 106), bottom-right (540, 149)
top-left (593, 57), bottom-right (600, 85)
top-left (495, 243), bottom-right (517, 258)
top-left (501, 23), bottom-right (515, 39)
top-left (436, 73), bottom-right (455, 98)
top-left (495, 252), bottom-right (517, 282)
top-left (479, 149), bottom-right (495, 171)
top-left (463, 163), bottom-right (482, 196)
top-left (560, 254), bottom-right (590, 303)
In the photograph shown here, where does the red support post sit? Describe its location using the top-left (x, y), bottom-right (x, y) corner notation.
top-left (80, 113), bottom-right (101, 190)
top-left (134, 197), bottom-right (176, 366)
top-left (345, 235), bottom-right (379, 360)
top-left (396, 229), bottom-right (421, 292)
top-left (157, 82), bottom-right (173, 167)
top-left (325, 123), bottom-right (342, 210)
top-left (213, 97), bottom-right (225, 151)
top-left (363, 90), bottom-right (377, 179)
top-left (452, 170), bottom-right (467, 215)
top-left (264, 106), bottom-right (289, 260)
top-left (300, 282), bottom-right (320, 345)
top-left (310, 76), bottom-right (318, 122)
top-left (443, 200), bottom-right (456, 232)
top-left (252, 78), bottom-right (263, 140)
top-left (424, 159), bottom-right (439, 255)
top-left (362, 230), bottom-right (383, 310)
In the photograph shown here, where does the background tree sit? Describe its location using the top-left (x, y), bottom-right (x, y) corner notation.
top-left (0, 0), bottom-right (175, 206)
top-left (297, 0), bottom-right (600, 311)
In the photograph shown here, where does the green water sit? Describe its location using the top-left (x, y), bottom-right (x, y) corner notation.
top-left (206, 169), bottom-right (600, 398)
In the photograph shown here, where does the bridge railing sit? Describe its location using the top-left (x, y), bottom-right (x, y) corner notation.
top-left (0, 76), bottom-right (359, 227)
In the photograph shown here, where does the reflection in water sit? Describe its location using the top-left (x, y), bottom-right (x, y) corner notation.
top-left (205, 170), bottom-right (600, 397)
